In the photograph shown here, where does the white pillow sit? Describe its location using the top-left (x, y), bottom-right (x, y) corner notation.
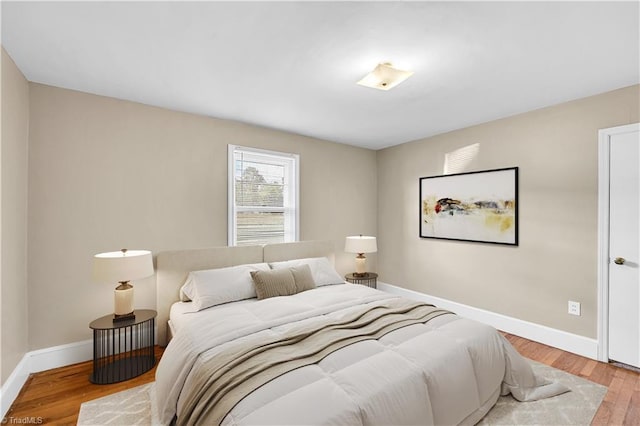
top-left (269, 257), bottom-right (344, 287)
top-left (180, 263), bottom-right (270, 311)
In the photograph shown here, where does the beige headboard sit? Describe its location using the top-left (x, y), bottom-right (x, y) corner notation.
top-left (263, 240), bottom-right (334, 264)
top-left (156, 240), bottom-right (335, 346)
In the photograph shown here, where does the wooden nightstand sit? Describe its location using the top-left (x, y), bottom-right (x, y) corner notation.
top-left (345, 272), bottom-right (378, 289)
top-left (89, 309), bottom-right (156, 384)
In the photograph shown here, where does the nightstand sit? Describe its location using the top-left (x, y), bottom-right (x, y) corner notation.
top-left (89, 309), bottom-right (156, 384)
top-left (345, 272), bottom-right (378, 289)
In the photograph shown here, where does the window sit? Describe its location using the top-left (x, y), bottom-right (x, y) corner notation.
top-left (228, 145), bottom-right (299, 246)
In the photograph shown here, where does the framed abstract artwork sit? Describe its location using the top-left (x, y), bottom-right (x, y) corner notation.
top-left (419, 167), bottom-right (518, 245)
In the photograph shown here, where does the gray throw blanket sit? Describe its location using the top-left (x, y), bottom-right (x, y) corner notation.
top-left (177, 298), bottom-right (450, 426)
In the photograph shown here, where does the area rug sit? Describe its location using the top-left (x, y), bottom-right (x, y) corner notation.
top-left (78, 382), bottom-right (159, 426)
top-left (78, 360), bottom-right (607, 425)
top-left (478, 361), bottom-right (607, 425)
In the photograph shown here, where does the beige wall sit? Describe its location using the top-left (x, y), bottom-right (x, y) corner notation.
top-left (1, 48), bottom-right (30, 384)
top-left (27, 84), bottom-right (377, 350)
top-left (8, 62), bottom-right (640, 356)
top-left (377, 85), bottom-right (640, 339)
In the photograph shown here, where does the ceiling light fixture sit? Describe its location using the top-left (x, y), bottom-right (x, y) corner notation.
top-left (357, 62), bottom-right (414, 91)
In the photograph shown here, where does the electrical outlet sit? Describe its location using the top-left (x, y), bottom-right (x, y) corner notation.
top-left (568, 301), bottom-right (581, 316)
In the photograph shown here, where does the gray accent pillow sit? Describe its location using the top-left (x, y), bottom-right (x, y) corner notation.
top-left (251, 265), bottom-right (316, 300)
top-left (290, 264), bottom-right (315, 293)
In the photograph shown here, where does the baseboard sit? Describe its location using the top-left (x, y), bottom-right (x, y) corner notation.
top-left (1, 339), bottom-right (93, 418)
top-left (28, 339), bottom-right (93, 374)
top-left (0, 354), bottom-right (30, 418)
top-left (378, 282), bottom-right (599, 360)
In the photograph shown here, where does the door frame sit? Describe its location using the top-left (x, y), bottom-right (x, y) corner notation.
top-left (597, 122), bottom-right (640, 362)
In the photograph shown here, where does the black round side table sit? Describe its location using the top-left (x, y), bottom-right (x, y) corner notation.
top-left (89, 309), bottom-right (156, 384)
top-left (345, 272), bottom-right (378, 288)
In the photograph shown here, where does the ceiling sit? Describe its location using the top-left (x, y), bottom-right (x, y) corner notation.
top-left (2, 1), bottom-right (638, 150)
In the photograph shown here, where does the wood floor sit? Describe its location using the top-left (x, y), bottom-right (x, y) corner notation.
top-left (503, 333), bottom-right (640, 425)
top-left (4, 346), bottom-right (163, 425)
top-left (5, 337), bottom-right (640, 425)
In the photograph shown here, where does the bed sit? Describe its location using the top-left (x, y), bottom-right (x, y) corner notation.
top-left (155, 241), bottom-right (567, 425)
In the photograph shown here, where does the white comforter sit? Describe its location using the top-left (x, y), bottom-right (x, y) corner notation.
top-left (156, 284), bottom-right (566, 425)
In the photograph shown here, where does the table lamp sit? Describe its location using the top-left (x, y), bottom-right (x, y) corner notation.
top-left (345, 235), bottom-right (377, 277)
top-left (93, 249), bottom-right (154, 322)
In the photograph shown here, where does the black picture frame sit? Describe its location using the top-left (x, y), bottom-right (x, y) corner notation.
top-left (419, 167), bottom-right (519, 245)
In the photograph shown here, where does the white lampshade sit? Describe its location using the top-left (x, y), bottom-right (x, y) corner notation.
top-left (93, 249), bottom-right (154, 284)
top-left (345, 236), bottom-right (377, 254)
top-left (93, 249), bottom-right (154, 319)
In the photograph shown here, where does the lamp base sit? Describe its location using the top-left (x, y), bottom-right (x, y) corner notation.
top-left (113, 312), bottom-right (136, 323)
top-left (114, 282), bottom-right (134, 323)
top-left (355, 253), bottom-right (367, 275)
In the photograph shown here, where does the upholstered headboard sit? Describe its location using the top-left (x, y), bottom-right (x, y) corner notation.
top-left (156, 240), bottom-right (334, 346)
top-left (263, 240), bottom-right (334, 263)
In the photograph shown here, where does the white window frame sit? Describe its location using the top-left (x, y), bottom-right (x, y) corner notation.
top-left (228, 144), bottom-right (300, 246)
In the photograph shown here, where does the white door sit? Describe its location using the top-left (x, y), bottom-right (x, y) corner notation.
top-left (607, 123), bottom-right (640, 367)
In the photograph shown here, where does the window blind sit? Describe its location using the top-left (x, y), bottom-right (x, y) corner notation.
top-left (228, 146), bottom-right (298, 246)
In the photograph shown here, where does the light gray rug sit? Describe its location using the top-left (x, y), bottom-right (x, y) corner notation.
top-left (78, 382), bottom-right (159, 425)
top-left (477, 361), bottom-right (607, 425)
top-left (78, 361), bottom-right (606, 425)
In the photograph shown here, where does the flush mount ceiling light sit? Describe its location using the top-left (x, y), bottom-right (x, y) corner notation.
top-left (357, 62), bottom-right (414, 91)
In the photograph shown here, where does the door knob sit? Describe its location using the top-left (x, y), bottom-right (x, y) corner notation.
top-left (614, 257), bottom-right (626, 265)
